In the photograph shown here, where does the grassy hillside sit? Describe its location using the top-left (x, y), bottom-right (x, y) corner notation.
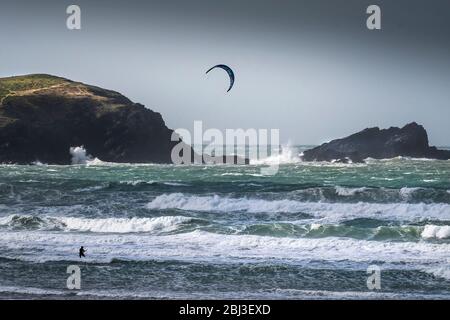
top-left (0, 74), bottom-right (132, 107)
top-left (0, 74), bottom-right (69, 101)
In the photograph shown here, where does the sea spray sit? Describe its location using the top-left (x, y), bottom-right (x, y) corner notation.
top-left (69, 146), bottom-right (92, 165)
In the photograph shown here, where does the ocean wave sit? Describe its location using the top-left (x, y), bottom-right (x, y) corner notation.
top-left (332, 186), bottom-right (437, 202)
top-left (0, 286), bottom-right (66, 296)
top-left (335, 186), bottom-right (368, 196)
top-left (1, 230), bottom-right (449, 265)
top-left (70, 146), bottom-right (95, 165)
top-left (69, 146), bottom-right (113, 166)
top-left (0, 285), bottom-right (447, 299)
top-left (60, 216), bottom-right (194, 233)
top-left (74, 185), bottom-right (107, 192)
top-left (364, 156), bottom-right (444, 163)
top-left (118, 180), bottom-right (155, 186)
top-left (240, 222), bottom-right (430, 241)
top-left (424, 267), bottom-right (450, 280)
top-left (250, 145), bottom-right (301, 165)
top-left (421, 225), bottom-right (450, 239)
top-left (399, 187), bottom-right (422, 200)
top-left (370, 177), bottom-right (401, 181)
top-left (73, 180), bottom-right (191, 191)
top-left (219, 172), bottom-right (266, 178)
top-left (307, 223), bottom-right (425, 241)
top-left (2, 213), bottom-right (440, 241)
top-left (162, 182), bottom-right (190, 186)
top-left (320, 186), bottom-right (448, 203)
top-left (146, 193), bottom-right (450, 222)
top-left (117, 180), bottom-right (189, 187)
top-left (5, 286), bottom-right (450, 299)
top-left (0, 214), bottom-right (194, 233)
top-left (248, 145), bottom-right (377, 167)
top-left (268, 288), bottom-right (449, 300)
top-left (0, 215), bottom-right (64, 230)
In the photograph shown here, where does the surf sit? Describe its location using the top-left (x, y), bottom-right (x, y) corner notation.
top-left (0, 214), bottom-right (196, 233)
top-left (146, 193), bottom-right (450, 222)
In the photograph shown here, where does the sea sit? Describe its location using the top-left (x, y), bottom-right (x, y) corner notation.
top-left (0, 145), bottom-right (449, 299)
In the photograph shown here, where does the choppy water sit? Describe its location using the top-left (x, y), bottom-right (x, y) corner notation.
top-left (0, 146), bottom-right (449, 299)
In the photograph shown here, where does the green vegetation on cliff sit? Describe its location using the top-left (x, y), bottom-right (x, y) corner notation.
top-left (0, 74), bottom-right (68, 102)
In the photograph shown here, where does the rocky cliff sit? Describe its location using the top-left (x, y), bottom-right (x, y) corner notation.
top-left (0, 74), bottom-right (186, 164)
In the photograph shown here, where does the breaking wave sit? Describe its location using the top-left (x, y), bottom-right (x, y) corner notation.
top-left (250, 145), bottom-right (301, 165)
top-left (1, 230), bottom-right (449, 265)
top-left (364, 156), bottom-right (445, 163)
top-left (1, 214), bottom-right (448, 241)
top-left (240, 222), bottom-right (439, 241)
top-left (0, 214), bottom-right (194, 233)
top-left (421, 225), bottom-right (450, 239)
top-left (69, 146), bottom-right (108, 165)
top-left (69, 146), bottom-right (92, 165)
top-left (335, 186), bottom-right (368, 196)
top-left (146, 193), bottom-right (450, 222)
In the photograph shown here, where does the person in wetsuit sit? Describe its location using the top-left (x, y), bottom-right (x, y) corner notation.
top-left (79, 246), bottom-right (86, 258)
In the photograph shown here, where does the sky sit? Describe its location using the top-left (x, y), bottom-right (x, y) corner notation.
top-left (1, 0), bottom-right (449, 145)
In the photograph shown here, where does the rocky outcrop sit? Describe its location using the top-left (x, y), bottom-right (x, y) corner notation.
top-left (0, 74), bottom-right (189, 164)
top-left (0, 74), bottom-right (249, 165)
top-left (302, 122), bottom-right (450, 163)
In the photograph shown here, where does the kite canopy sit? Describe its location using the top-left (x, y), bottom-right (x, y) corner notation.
top-left (206, 64), bottom-right (235, 92)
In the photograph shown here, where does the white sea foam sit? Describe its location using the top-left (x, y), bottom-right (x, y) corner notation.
top-left (86, 158), bottom-right (109, 165)
top-left (119, 180), bottom-right (153, 186)
top-left (268, 288), bottom-right (449, 300)
top-left (0, 214), bottom-right (192, 233)
top-left (69, 146), bottom-right (92, 164)
top-left (421, 225), bottom-right (450, 239)
top-left (32, 160), bottom-right (46, 166)
top-left (117, 180), bottom-right (187, 187)
top-left (250, 144), bottom-right (301, 165)
top-left (60, 216), bottom-right (192, 233)
top-left (146, 193), bottom-right (450, 222)
top-left (335, 186), bottom-right (367, 196)
top-left (364, 156), bottom-right (440, 163)
top-left (399, 187), bottom-right (422, 200)
top-left (370, 177), bottom-right (400, 181)
top-left (0, 285), bottom-right (446, 299)
top-left (424, 267), bottom-right (450, 280)
top-left (0, 215), bottom-right (65, 230)
top-left (331, 158), bottom-right (352, 164)
top-left (1, 230), bottom-right (449, 266)
top-left (163, 182), bottom-right (189, 186)
top-left (74, 185), bottom-right (106, 192)
top-left (69, 146), bottom-right (107, 165)
top-left (0, 286), bottom-right (65, 296)
top-left (309, 223), bottom-right (322, 230)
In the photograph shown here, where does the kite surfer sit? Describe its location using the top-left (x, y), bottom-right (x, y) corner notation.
top-left (79, 246), bottom-right (86, 258)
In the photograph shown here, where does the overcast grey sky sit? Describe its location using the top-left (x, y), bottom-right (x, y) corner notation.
top-left (1, 0), bottom-right (449, 145)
